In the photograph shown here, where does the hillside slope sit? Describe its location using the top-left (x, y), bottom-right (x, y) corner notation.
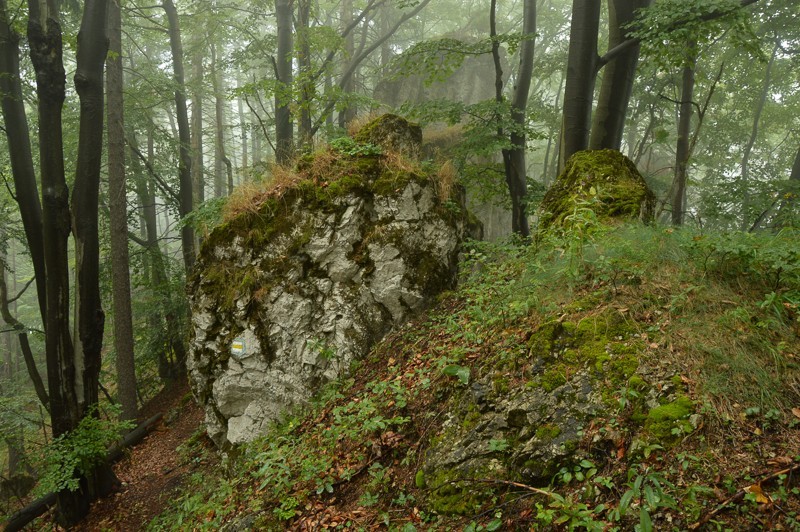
top-left (153, 224), bottom-right (800, 531)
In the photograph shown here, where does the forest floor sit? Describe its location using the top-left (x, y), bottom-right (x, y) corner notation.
top-left (45, 380), bottom-right (207, 531)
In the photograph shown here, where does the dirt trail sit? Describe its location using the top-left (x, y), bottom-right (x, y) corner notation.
top-left (65, 381), bottom-right (204, 531)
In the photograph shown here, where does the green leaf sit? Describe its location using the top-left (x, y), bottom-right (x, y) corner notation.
top-left (442, 364), bottom-right (471, 385)
top-left (486, 519), bottom-right (503, 531)
top-left (639, 507), bottom-right (653, 532)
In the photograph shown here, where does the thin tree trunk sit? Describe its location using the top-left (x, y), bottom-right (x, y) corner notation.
top-left (163, 0), bottom-right (195, 273)
top-left (237, 79), bottom-right (248, 177)
top-left (297, 0), bottom-right (313, 149)
top-left (499, 0), bottom-right (535, 236)
top-left (739, 42), bottom-right (778, 230)
top-left (107, 0), bottom-right (137, 423)
top-left (275, 0), bottom-right (294, 163)
top-left (211, 43), bottom-right (227, 198)
top-left (671, 43), bottom-right (696, 226)
top-left (190, 46), bottom-right (204, 207)
top-left (338, 0), bottom-right (355, 129)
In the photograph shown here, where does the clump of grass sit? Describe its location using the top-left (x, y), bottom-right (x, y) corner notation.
top-left (436, 159), bottom-right (457, 202)
top-left (346, 112), bottom-right (382, 138)
top-left (222, 166), bottom-right (304, 222)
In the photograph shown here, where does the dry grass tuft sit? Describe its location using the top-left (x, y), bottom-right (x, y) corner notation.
top-left (346, 112), bottom-right (382, 138)
top-left (222, 164), bottom-right (304, 222)
top-left (436, 160), bottom-right (457, 202)
top-left (380, 149), bottom-right (424, 176)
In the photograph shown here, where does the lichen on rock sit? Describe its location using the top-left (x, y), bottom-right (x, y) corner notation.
top-left (538, 149), bottom-right (656, 231)
top-left (187, 114), bottom-right (477, 448)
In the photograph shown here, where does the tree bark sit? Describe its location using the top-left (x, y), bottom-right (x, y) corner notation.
top-left (671, 43), bottom-right (696, 226)
top-left (0, 0), bottom-right (46, 323)
top-left (297, 0), bottom-right (313, 149)
top-left (211, 43), bottom-right (227, 198)
top-left (338, 0), bottom-right (355, 129)
top-left (561, 0), bottom-right (601, 170)
top-left (275, 0), bottom-right (294, 164)
top-left (163, 0), bottom-right (196, 273)
top-left (190, 46), bottom-right (204, 207)
top-left (739, 42), bottom-right (778, 229)
top-left (107, 0), bottom-right (138, 423)
top-left (499, 0), bottom-right (535, 236)
top-left (589, 0), bottom-right (651, 151)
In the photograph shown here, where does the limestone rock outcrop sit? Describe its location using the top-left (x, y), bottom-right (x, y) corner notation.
top-left (187, 116), bottom-right (476, 448)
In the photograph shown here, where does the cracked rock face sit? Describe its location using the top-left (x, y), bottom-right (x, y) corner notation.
top-left (187, 133), bottom-right (474, 447)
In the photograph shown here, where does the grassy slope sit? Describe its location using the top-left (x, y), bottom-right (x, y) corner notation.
top-left (153, 223), bottom-right (800, 531)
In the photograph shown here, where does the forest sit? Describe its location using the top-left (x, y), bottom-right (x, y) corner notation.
top-left (0, 0), bottom-right (799, 529)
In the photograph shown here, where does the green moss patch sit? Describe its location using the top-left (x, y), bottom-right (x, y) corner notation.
top-left (538, 149), bottom-right (656, 231)
top-left (644, 396), bottom-right (695, 443)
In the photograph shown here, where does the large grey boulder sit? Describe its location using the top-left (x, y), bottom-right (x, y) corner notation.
top-left (188, 116), bottom-right (477, 448)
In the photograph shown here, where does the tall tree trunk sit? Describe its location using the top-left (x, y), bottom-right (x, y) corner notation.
top-left (190, 46), bottom-right (204, 208)
top-left (499, 0), bottom-right (535, 236)
top-left (338, 0), bottom-right (355, 129)
top-left (107, 0), bottom-right (137, 423)
top-left (297, 0), bottom-right (313, 149)
top-left (589, 0), bottom-right (651, 150)
top-left (237, 79), bottom-right (248, 177)
top-left (211, 43), bottom-right (227, 198)
top-left (671, 44), bottom-right (696, 226)
top-left (163, 0), bottom-right (195, 273)
top-left (739, 42), bottom-right (778, 229)
top-left (560, 0), bottom-right (601, 170)
top-left (28, 0), bottom-right (118, 522)
top-left (0, 0), bottom-right (46, 323)
top-left (0, 0), bottom-right (52, 412)
top-left (129, 132), bottom-right (178, 380)
top-left (275, 0), bottom-right (294, 163)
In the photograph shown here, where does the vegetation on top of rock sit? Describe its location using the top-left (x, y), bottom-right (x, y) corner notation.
top-left (155, 220), bottom-right (800, 531)
top-left (538, 150), bottom-right (656, 232)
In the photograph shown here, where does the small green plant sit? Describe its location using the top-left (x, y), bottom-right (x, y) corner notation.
top-left (442, 364), bottom-right (470, 385)
top-left (329, 136), bottom-right (383, 157)
top-left (39, 405), bottom-right (135, 493)
top-left (608, 465), bottom-right (677, 530)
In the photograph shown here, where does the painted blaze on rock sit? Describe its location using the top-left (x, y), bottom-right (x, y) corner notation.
top-left (187, 115), bottom-right (475, 448)
top-left (539, 149), bottom-right (655, 230)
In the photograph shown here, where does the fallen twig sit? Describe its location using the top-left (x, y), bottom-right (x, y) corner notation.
top-left (689, 461), bottom-right (800, 530)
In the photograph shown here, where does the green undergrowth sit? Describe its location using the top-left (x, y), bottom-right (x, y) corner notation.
top-left (156, 223), bottom-right (800, 530)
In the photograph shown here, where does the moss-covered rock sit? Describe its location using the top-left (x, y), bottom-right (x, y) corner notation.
top-left (353, 114), bottom-right (422, 158)
top-left (187, 115), bottom-right (475, 448)
top-left (538, 149), bottom-right (655, 231)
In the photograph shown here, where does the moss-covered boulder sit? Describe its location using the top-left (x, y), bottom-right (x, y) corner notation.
top-left (538, 149), bottom-right (655, 231)
top-left (353, 114), bottom-right (422, 158)
top-left (187, 116), bottom-right (476, 448)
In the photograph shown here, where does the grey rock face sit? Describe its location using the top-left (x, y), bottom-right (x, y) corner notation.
top-left (423, 372), bottom-right (603, 487)
top-left (188, 147), bottom-right (473, 448)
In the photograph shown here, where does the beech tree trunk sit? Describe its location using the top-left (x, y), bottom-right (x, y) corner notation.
top-left (560, 0), bottom-right (601, 170)
top-left (0, 0), bottom-right (46, 323)
top-left (589, 0), bottom-right (651, 151)
top-left (297, 0), bottom-right (313, 149)
top-left (107, 0), bottom-right (137, 423)
top-left (163, 0), bottom-right (196, 273)
top-left (211, 43), bottom-right (228, 197)
top-left (275, 0), bottom-right (294, 163)
top-left (26, 0), bottom-right (119, 523)
top-left (0, 4), bottom-right (50, 407)
top-left (739, 42), bottom-right (778, 229)
top-left (672, 44), bottom-right (696, 226)
top-left (190, 46), bottom-right (204, 207)
top-left (499, 0), bottom-right (535, 236)
top-left (338, 0), bottom-right (355, 129)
